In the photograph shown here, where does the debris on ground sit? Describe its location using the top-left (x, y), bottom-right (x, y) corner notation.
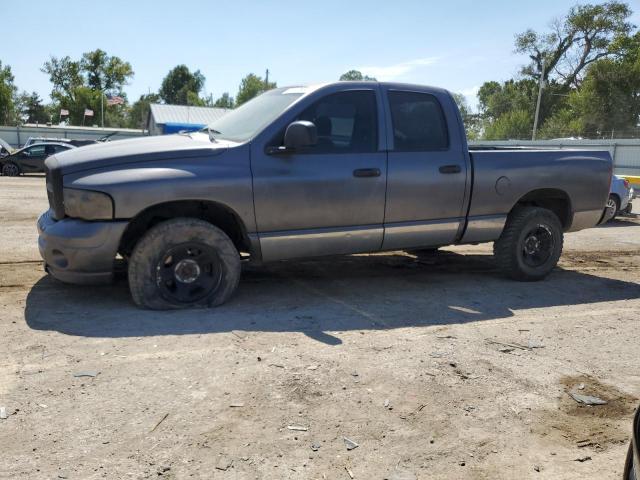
top-left (345, 466), bottom-right (355, 478)
top-left (216, 457), bottom-right (233, 471)
top-left (527, 339), bottom-right (545, 349)
top-left (230, 330), bottom-right (246, 340)
top-left (574, 456), bottom-right (592, 462)
top-left (287, 425), bottom-right (308, 431)
top-left (387, 468), bottom-right (417, 480)
top-left (0, 407), bottom-right (7, 419)
top-left (310, 443), bottom-right (321, 451)
top-left (343, 437), bottom-right (359, 450)
top-left (485, 339), bottom-right (531, 351)
top-left (569, 392), bottom-right (608, 406)
top-left (150, 413), bottom-right (169, 433)
top-left (229, 403), bottom-right (245, 408)
top-left (73, 371), bottom-right (99, 378)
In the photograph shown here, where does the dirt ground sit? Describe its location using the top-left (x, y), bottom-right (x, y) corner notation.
top-left (1, 175), bottom-right (639, 480)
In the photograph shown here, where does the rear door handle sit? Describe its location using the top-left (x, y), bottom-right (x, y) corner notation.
top-left (353, 168), bottom-right (381, 178)
top-left (439, 165), bottom-right (462, 174)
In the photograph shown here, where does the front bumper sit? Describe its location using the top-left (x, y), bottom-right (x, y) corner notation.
top-left (37, 209), bottom-right (128, 285)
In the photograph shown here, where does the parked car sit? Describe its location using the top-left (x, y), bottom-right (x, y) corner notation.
top-left (624, 405), bottom-right (639, 479)
top-left (38, 82), bottom-right (612, 309)
top-left (0, 137), bottom-right (13, 157)
top-left (603, 175), bottom-right (634, 222)
top-left (1, 142), bottom-right (75, 176)
top-left (23, 136), bottom-right (98, 148)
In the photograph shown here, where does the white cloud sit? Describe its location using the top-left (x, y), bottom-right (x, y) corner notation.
top-left (356, 57), bottom-right (440, 81)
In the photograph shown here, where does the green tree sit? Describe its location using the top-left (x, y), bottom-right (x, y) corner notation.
top-left (159, 65), bottom-right (205, 105)
top-left (478, 79), bottom-right (538, 121)
top-left (452, 93), bottom-right (481, 140)
top-left (41, 50), bottom-right (133, 126)
top-left (537, 108), bottom-right (585, 138)
top-left (81, 49), bottom-right (134, 92)
top-left (339, 70), bottom-right (377, 81)
top-left (566, 31), bottom-right (640, 137)
top-left (515, 1), bottom-right (633, 87)
top-left (17, 91), bottom-right (49, 124)
top-left (127, 93), bottom-right (160, 130)
top-left (483, 110), bottom-right (534, 140)
top-left (236, 73), bottom-right (276, 106)
top-left (0, 61), bottom-right (17, 125)
top-left (213, 92), bottom-right (234, 109)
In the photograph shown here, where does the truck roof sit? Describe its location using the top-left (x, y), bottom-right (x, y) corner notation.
top-left (282, 81), bottom-right (451, 96)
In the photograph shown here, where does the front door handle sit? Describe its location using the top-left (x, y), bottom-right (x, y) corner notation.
top-left (353, 168), bottom-right (381, 178)
top-left (439, 165), bottom-right (462, 174)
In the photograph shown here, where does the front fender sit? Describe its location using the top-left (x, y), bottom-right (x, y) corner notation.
top-left (63, 145), bottom-right (256, 232)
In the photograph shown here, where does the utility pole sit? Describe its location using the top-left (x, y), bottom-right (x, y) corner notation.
top-left (265, 69), bottom-right (269, 90)
top-left (532, 62), bottom-right (546, 141)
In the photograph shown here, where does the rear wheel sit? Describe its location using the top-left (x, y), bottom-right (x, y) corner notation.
top-left (2, 163), bottom-right (20, 176)
top-left (603, 194), bottom-right (619, 222)
top-left (128, 218), bottom-right (241, 309)
top-left (493, 207), bottom-right (563, 281)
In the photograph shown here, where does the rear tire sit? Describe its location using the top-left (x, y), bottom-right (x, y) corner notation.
top-left (493, 207), bottom-right (563, 282)
top-left (2, 162), bottom-right (20, 176)
top-left (128, 218), bottom-right (241, 310)
top-left (603, 194), bottom-right (619, 223)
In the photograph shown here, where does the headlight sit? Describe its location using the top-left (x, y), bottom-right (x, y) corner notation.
top-left (63, 188), bottom-right (113, 220)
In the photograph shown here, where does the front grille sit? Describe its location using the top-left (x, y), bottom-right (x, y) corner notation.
top-left (45, 166), bottom-right (54, 210)
top-left (44, 158), bottom-right (65, 220)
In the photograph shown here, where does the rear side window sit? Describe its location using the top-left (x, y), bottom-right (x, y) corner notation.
top-left (388, 91), bottom-right (449, 151)
top-left (296, 90), bottom-right (378, 154)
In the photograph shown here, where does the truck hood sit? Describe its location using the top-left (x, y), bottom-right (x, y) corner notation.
top-left (46, 132), bottom-right (236, 175)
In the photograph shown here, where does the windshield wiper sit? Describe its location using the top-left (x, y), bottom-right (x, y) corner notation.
top-left (206, 126), bottom-right (221, 143)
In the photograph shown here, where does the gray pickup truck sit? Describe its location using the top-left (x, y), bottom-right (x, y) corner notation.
top-left (38, 82), bottom-right (612, 309)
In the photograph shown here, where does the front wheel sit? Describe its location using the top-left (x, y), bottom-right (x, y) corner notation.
top-left (493, 207), bottom-right (563, 281)
top-left (128, 218), bottom-right (241, 309)
top-left (2, 162), bottom-right (20, 176)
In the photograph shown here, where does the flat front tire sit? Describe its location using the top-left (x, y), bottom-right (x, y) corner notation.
top-left (128, 218), bottom-right (241, 309)
top-left (493, 207), bottom-right (563, 281)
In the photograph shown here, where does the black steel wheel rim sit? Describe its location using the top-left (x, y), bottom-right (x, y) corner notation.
top-left (521, 224), bottom-right (554, 268)
top-left (156, 242), bottom-right (222, 304)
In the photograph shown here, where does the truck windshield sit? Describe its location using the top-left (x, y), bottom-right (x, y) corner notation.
top-left (205, 87), bottom-right (307, 143)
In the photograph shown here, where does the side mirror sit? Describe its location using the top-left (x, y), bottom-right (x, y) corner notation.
top-left (284, 120), bottom-right (317, 150)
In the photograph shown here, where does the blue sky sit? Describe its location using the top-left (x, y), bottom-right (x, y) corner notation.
top-left (1, 0), bottom-right (638, 110)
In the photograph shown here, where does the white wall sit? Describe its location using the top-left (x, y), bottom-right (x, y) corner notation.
top-left (0, 124), bottom-right (146, 148)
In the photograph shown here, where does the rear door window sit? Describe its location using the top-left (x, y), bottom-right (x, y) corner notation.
top-left (388, 91), bottom-right (449, 151)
